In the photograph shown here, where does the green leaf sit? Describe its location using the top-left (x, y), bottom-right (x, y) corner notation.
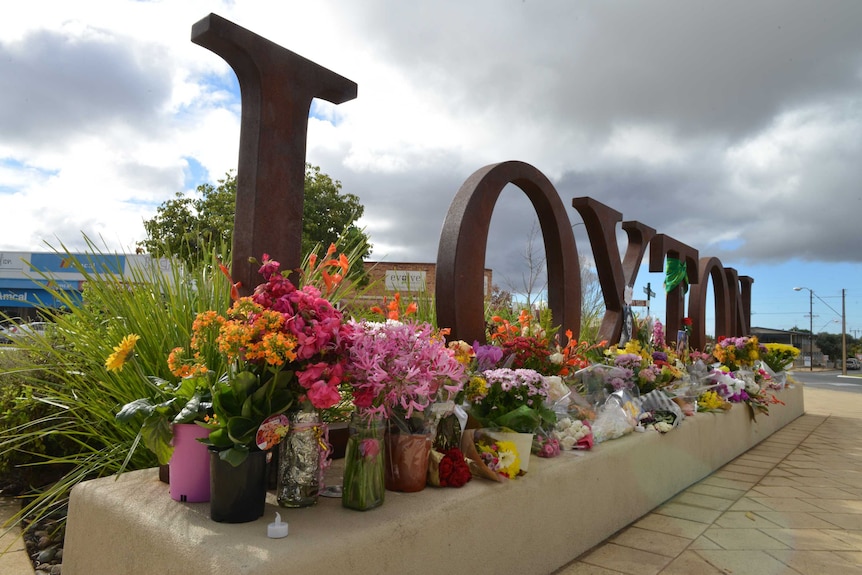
top-left (173, 393), bottom-right (202, 424)
top-left (227, 416), bottom-right (258, 446)
top-left (233, 371), bottom-right (258, 399)
top-left (116, 398), bottom-right (155, 422)
top-left (141, 413), bottom-right (174, 465)
top-left (206, 427), bottom-right (231, 448)
top-left (171, 376), bottom-right (199, 401)
top-left (219, 445), bottom-right (250, 467)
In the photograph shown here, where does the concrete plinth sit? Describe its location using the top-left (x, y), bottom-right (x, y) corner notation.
top-left (63, 384), bottom-right (803, 575)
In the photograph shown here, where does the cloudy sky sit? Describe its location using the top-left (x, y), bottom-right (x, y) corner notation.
top-left (2, 1), bottom-right (861, 337)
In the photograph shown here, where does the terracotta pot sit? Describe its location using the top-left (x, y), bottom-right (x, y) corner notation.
top-left (384, 432), bottom-right (431, 492)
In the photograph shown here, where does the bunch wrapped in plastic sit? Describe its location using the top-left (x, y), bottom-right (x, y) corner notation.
top-left (591, 389), bottom-right (641, 443)
top-left (635, 389), bottom-right (685, 433)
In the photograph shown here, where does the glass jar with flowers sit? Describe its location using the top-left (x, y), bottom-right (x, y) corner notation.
top-left (341, 411), bottom-right (386, 510)
top-left (343, 320), bottom-right (466, 494)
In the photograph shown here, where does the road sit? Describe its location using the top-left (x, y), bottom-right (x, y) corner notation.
top-left (789, 368), bottom-right (862, 393)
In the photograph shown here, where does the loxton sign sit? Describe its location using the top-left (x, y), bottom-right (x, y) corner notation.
top-left (192, 13), bottom-right (752, 352)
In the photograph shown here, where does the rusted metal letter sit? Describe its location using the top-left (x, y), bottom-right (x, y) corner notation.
top-left (723, 268), bottom-right (755, 337)
top-left (191, 14), bottom-right (357, 294)
top-left (648, 234), bottom-right (700, 341)
top-left (688, 257), bottom-right (732, 350)
top-left (436, 161), bottom-right (581, 344)
top-left (572, 197), bottom-right (655, 343)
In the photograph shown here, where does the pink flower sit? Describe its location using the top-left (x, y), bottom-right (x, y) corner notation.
top-left (305, 380), bottom-right (341, 409)
top-left (359, 438), bottom-right (380, 459)
top-left (344, 320), bottom-right (467, 418)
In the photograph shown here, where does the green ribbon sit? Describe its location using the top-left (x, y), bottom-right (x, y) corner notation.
top-left (664, 257), bottom-right (688, 293)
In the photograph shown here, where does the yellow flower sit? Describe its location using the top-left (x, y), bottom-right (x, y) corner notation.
top-left (698, 390), bottom-right (727, 411)
top-left (465, 376), bottom-right (490, 403)
top-left (495, 440), bottom-right (521, 478)
top-left (106, 334), bottom-right (140, 372)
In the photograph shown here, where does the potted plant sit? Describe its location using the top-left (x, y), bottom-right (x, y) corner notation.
top-left (175, 250), bottom-right (352, 519)
top-left (112, 334), bottom-right (214, 502)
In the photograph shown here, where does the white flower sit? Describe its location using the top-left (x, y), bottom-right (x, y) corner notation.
top-left (654, 421), bottom-right (673, 433)
top-left (559, 436), bottom-right (577, 450)
top-left (497, 447), bottom-right (517, 470)
top-left (553, 417), bottom-right (590, 448)
top-left (545, 376), bottom-right (569, 402)
top-left (549, 352), bottom-right (565, 365)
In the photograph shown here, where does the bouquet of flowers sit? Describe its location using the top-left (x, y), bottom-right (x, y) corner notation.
top-left (460, 429), bottom-right (523, 481)
top-left (464, 367), bottom-right (555, 433)
top-left (487, 311), bottom-right (606, 376)
top-left (760, 343), bottom-right (800, 373)
top-left (168, 252), bottom-right (350, 466)
top-left (427, 447), bottom-right (472, 487)
top-left (697, 389), bottom-right (732, 412)
top-left (343, 320), bottom-right (466, 420)
top-left (710, 336), bottom-right (762, 371)
top-left (552, 417), bottom-right (593, 450)
top-left (706, 367), bottom-right (784, 417)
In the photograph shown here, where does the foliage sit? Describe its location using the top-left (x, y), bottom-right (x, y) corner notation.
top-left (139, 172), bottom-right (236, 265)
top-left (579, 262), bottom-right (605, 342)
top-left (816, 332), bottom-right (845, 362)
top-left (0, 239), bottom-right (233, 532)
top-left (0, 348), bottom-right (78, 492)
top-left (138, 165), bottom-right (372, 279)
top-left (486, 285), bottom-right (514, 318)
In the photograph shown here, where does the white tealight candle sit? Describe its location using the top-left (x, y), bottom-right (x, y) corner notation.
top-left (267, 512), bottom-right (289, 539)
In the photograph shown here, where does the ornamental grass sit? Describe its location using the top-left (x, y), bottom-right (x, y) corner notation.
top-left (0, 237), bottom-right (233, 534)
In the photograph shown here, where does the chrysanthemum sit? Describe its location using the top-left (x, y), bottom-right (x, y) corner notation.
top-left (105, 334), bottom-right (140, 372)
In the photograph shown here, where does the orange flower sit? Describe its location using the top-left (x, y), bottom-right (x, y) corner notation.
top-left (218, 262), bottom-right (241, 301)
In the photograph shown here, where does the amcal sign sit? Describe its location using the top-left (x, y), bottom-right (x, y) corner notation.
top-left (191, 14), bottom-right (751, 350)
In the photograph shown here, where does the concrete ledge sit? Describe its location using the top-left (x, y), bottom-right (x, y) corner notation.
top-left (63, 385), bottom-right (803, 575)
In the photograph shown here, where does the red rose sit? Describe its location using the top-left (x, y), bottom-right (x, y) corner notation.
top-left (439, 448), bottom-right (471, 487)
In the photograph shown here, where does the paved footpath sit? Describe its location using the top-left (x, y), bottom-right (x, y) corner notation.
top-left (4, 385), bottom-right (862, 575)
top-left (557, 385), bottom-right (862, 575)
top-left (0, 497), bottom-right (31, 575)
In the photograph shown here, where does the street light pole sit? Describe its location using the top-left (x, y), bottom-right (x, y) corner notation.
top-left (794, 287), bottom-right (814, 371)
top-left (842, 288), bottom-right (847, 376)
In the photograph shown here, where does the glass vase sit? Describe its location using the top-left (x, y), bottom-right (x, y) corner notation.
top-left (277, 409), bottom-right (327, 508)
top-left (342, 412), bottom-right (385, 511)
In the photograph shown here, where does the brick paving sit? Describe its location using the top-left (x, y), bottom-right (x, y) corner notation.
top-left (557, 385), bottom-right (862, 575)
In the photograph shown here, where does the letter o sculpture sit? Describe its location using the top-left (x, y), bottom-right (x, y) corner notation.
top-left (436, 161), bottom-right (581, 344)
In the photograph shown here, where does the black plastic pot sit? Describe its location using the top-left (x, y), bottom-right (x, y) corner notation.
top-left (209, 449), bottom-right (268, 523)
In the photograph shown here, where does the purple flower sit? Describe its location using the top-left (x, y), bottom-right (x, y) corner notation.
top-left (473, 342), bottom-right (504, 371)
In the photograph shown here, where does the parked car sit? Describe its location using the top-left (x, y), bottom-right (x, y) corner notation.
top-left (3, 321), bottom-right (51, 342)
top-left (846, 358), bottom-right (861, 370)
top-left (0, 325), bottom-right (14, 344)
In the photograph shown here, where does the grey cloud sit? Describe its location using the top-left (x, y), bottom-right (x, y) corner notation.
top-left (340, 1), bottom-right (862, 141)
top-left (0, 28), bottom-right (173, 148)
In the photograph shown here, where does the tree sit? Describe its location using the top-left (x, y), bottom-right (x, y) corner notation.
top-left (579, 262), bottom-right (605, 342)
top-left (503, 221), bottom-right (547, 312)
top-left (139, 165), bottom-right (372, 276)
top-left (816, 332), bottom-right (844, 361)
top-left (501, 220), bottom-right (605, 341)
